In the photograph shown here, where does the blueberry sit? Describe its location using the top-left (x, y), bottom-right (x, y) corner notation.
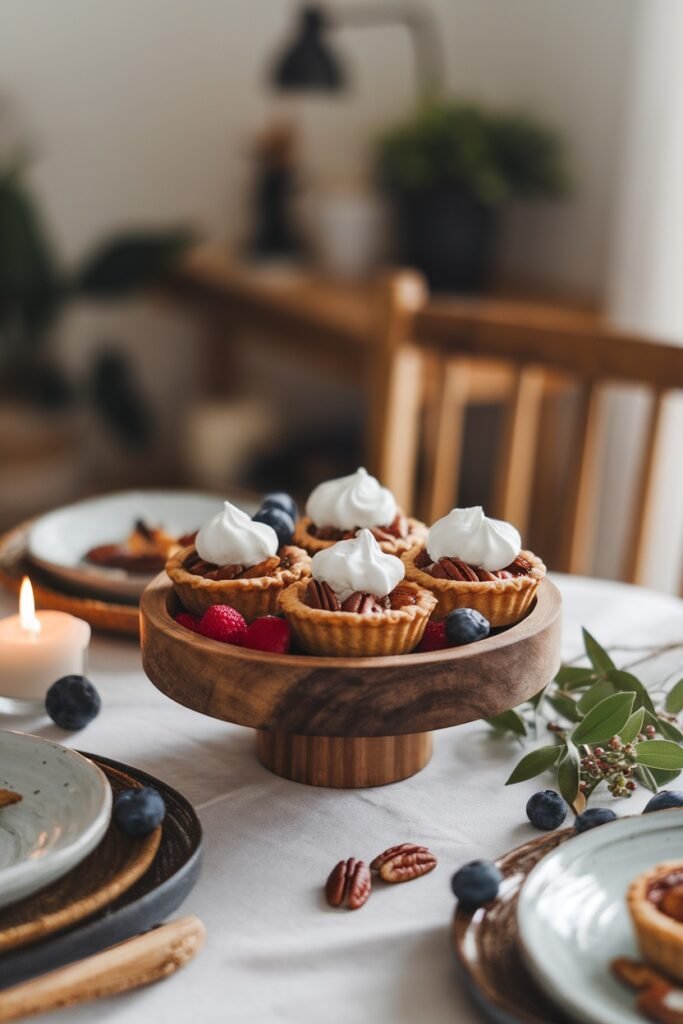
top-left (643, 791), bottom-right (683, 813)
top-left (574, 807), bottom-right (617, 832)
top-left (526, 790), bottom-right (568, 831)
top-left (261, 492), bottom-right (298, 520)
top-left (45, 675), bottom-right (101, 731)
top-left (444, 608), bottom-right (490, 646)
top-left (450, 859), bottom-right (502, 910)
top-left (113, 786), bottom-right (165, 837)
top-left (253, 506), bottom-right (295, 547)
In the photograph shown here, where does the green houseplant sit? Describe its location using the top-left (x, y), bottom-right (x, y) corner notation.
top-left (377, 100), bottom-right (569, 291)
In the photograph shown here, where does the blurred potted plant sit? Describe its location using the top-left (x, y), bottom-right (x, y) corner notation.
top-left (377, 100), bottom-right (569, 291)
top-left (0, 157), bottom-right (191, 517)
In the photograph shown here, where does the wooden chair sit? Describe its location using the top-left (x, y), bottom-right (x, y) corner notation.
top-left (371, 271), bottom-right (683, 585)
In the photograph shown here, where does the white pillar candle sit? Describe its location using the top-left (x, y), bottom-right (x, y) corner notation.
top-left (0, 578), bottom-right (91, 700)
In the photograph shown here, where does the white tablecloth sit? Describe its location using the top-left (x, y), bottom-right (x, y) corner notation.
top-left (1, 575), bottom-right (682, 1024)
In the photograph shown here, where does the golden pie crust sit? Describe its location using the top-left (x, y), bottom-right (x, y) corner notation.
top-left (279, 579), bottom-right (436, 657)
top-left (293, 515), bottom-right (427, 557)
top-left (628, 862), bottom-right (683, 984)
top-left (401, 547), bottom-right (546, 626)
top-left (166, 544), bottom-right (311, 621)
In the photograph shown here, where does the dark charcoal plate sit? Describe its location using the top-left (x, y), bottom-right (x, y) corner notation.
top-left (0, 753), bottom-right (202, 988)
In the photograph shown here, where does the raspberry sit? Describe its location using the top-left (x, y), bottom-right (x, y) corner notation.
top-left (243, 616), bottom-right (291, 654)
top-left (175, 611), bottom-right (201, 633)
top-left (417, 621), bottom-right (448, 652)
top-left (197, 605), bottom-right (247, 645)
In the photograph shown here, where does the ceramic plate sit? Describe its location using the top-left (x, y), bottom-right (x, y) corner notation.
top-left (0, 731), bottom-right (112, 909)
top-left (27, 490), bottom-right (229, 600)
top-left (518, 809), bottom-right (683, 1024)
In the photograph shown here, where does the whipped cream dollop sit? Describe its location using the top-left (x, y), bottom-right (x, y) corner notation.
top-left (427, 506), bottom-right (521, 571)
top-left (306, 467), bottom-right (397, 531)
top-left (195, 500), bottom-right (278, 567)
top-left (311, 529), bottom-right (404, 602)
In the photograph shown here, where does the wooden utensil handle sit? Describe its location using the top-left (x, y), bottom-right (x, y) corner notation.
top-left (0, 916), bottom-right (205, 1023)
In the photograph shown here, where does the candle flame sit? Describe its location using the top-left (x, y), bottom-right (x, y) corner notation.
top-left (19, 577), bottom-right (41, 635)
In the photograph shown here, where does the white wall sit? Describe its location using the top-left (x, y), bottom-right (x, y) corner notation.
top-left (0, 0), bottom-right (637, 296)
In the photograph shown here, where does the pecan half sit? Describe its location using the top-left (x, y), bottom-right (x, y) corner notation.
top-left (306, 579), bottom-right (340, 611)
top-left (204, 563), bottom-right (243, 580)
top-left (325, 858), bottom-right (371, 910)
top-left (240, 556), bottom-right (280, 579)
top-left (0, 789), bottom-right (22, 809)
top-left (638, 984), bottom-right (683, 1024)
top-left (341, 592), bottom-right (386, 614)
top-left (661, 885), bottom-right (683, 922)
top-left (389, 585), bottom-right (417, 609)
top-left (370, 843), bottom-right (437, 883)
top-left (612, 958), bottom-right (669, 991)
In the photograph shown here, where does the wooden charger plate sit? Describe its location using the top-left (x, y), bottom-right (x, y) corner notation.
top-left (452, 829), bottom-right (575, 1024)
top-left (0, 520), bottom-right (140, 636)
top-left (0, 762), bottom-right (160, 954)
top-left (0, 754), bottom-right (203, 988)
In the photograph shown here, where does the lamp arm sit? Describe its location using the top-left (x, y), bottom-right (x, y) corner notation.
top-left (331, 1), bottom-right (446, 95)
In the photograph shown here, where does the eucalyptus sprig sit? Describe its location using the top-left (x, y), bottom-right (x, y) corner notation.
top-left (487, 629), bottom-right (683, 813)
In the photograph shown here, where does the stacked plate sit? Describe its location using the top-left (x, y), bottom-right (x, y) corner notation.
top-left (454, 810), bottom-right (683, 1024)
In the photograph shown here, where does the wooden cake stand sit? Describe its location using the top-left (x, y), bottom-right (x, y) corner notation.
top-left (140, 576), bottom-right (562, 789)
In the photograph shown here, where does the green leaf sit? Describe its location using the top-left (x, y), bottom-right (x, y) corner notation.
top-left (635, 764), bottom-right (658, 794)
top-left (557, 740), bottom-right (580, 809)
top-left (506, 744), bottom-right (562, 785)
top-left (554, 666), bottom-right (596, 689)
top-left (665, 679), bottom-right (683, 715)
top-left (635, 740), bottom-right (683, 771)
top-left (651, 768), bottom-right (682, 787)
top-left (582, 629), bottom-right (616, 674)
top-left (571, 692), bottom-right (634, 745)
top-left (605, 669), bottom-right (656, 714)
top-left (486, 710), bottom-right (527, 737)
top-left (577, 679), bottom-right (615, 715)
top-left (546, 694), bottom-right (582, 723)
top-left (656, 718), bottom-right (683, 743)
top-left (620, 708), bottom-right (645, 745)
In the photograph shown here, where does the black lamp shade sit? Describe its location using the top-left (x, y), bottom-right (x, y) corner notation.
top-left (271, 6), bottom-right (345, 91)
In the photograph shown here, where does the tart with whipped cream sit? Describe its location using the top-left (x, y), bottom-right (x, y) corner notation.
top-left (293, 467), bottom-right (427, 556)
top-left (402, 506), bottom-right (545, 626)
top-left (628, 861), bottom-right (683, 984)
top-left (167, 500), bottom-right (311, 621)
top-left (280, 529), bottom-right (436, 657)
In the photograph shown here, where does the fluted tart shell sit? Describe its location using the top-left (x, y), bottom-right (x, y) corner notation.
top-left (293, 515), bottom-right (427, 557)
top-left (628, 862), bottom-right (683, 983)
top-left (166, 544), bottom-right (311, 622)
top-left (402, 547), bottom-right (546, 626)
top-left (279, 580), bottom-right (436, 658)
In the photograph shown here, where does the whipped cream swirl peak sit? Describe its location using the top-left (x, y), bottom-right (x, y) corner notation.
top-left (427, 506), bottom-right (521, 572)
top-left (306, 467), bottom-right (397, 531)
top-left (311, 529), bottom-right (404, 602)
top-left (195, 500), bottom-right (278, 567)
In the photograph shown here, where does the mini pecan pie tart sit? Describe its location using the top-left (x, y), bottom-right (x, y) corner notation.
top-left (280, 529), bottom-right (436, 657)
top-left (402, 506), bottom-right (545, 626)
top-left (166, 500), bottom-right (310, 621)
top-left (293, 467), bottom-right (427, 556)
top-left (628, 862), bottom-right (683, 984)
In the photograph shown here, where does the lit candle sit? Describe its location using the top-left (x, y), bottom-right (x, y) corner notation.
top-left (0, 578), bottom-right (91, 700)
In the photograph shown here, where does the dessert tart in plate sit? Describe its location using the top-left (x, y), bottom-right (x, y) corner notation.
top-left (293, 467), bottom-right (426, 556)
top-left (402, 506), bottom-right (545, 626)
top-left (167, 500), bottom-right (310, 621)
top-left (628, 861), bottom-right (683, 984)
top-left (281, 528), bottom-right (436, 657)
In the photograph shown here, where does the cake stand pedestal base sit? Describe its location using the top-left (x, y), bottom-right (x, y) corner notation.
top-left (255, 731), bottom-right (433, 788)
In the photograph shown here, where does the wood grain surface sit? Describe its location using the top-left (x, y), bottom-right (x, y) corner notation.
top-left (0, 521), bottom-right (140, 637)
top-left (0, 764), bottom-right (160, 954)
top-left (0, 915), bottom-right (204, 1023)
top-left (140, 575), bottom-right (562, 738)
top-left (452, 830), bottom-right (575, 1024)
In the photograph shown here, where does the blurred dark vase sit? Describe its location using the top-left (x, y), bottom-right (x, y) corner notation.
top-left (393, 187), bottom-right (497, 293)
